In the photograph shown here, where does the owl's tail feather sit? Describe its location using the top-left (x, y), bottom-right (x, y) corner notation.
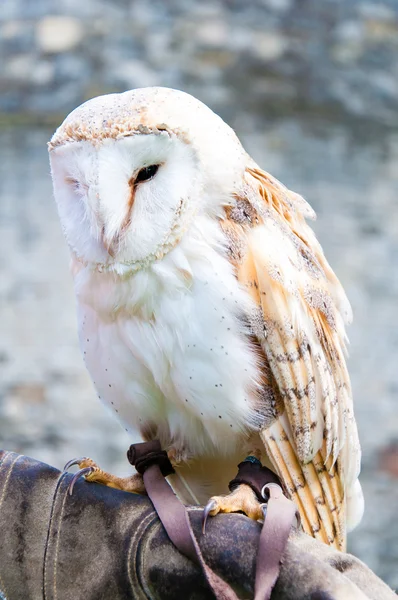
top-left (260, 419), bottom-right (346, 551)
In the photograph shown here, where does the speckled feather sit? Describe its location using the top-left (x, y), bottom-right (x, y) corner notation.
top-left (49, 87), bottom-right (363, 552)
top-left (221, 165), bottom-right (362, 548)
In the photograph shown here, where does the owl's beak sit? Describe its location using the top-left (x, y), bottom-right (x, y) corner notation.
top-left (101, 227), bottom-right (117, 258)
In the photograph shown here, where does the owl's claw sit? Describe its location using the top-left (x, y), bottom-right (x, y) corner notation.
top-left (68, 466), bottom-right (95, 495)
top-left (202, 499), bottom-right (217, 534)
top-left (202, 484), bottom-right (264, 535)
top-left (62, 456), bottom-right (146, 495)
top-left (63, 456), bottom-right (89, 471)
top-left (63, 456), bottom-right (99, 495)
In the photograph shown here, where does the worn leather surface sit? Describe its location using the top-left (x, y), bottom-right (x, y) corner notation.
top-left (0, 450), bottom-right (396, 600)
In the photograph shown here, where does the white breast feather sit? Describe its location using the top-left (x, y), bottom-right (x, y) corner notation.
top-left (74, 215), bottom-right (261, 458)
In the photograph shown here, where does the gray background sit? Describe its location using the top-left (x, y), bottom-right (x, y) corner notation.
top-left (0, 0), bottom-right (397, 589)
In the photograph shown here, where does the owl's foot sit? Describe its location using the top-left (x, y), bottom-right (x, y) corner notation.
top-left (63, 457), bottom-right (146, 496)
top-left (202, 483), bottom-right (265, 533)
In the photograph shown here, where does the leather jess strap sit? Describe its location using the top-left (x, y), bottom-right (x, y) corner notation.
top-left (254, 484), bottom-right (298, 600)
top-left (128, 442), bottom-right (297, 600)
top-left (128, 441), bottom-right (239, 599)
top-left (128, 441), bottom-right (197, 564)
top-left (229, 458), bottom-right (281, 498)
top-left (230, 458), bottom-right (299, 599)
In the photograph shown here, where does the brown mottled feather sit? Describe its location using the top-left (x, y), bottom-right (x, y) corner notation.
top-left (221, 165), bottom-right (361, 550)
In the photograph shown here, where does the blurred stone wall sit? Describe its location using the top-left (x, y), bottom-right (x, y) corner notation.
top-left (1, 0), bottom-right (398, 591)
top-left (1, 0), bottom-right (398, 125)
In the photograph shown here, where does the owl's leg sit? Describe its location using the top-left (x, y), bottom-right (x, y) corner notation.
top-left (63, 447), bottom-right (184, 496)
top-left (63, 457), bottom-right (146, 495)
top-left (202, 450), bottom-right (265, 533)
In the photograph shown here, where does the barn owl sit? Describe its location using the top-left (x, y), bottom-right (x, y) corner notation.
top-left (49, 87), bottom-right (363, 551)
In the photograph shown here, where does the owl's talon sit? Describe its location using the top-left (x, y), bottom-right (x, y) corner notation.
top-left (63, 456), bottom-right (89, 471)
top-left (62, 456), bottom-right (146, 495)
top-left (203, 484), bottom-right (264, 528)
top-left (68, 466), bottom-right (95, 495)
top-left (202, 499), bottom-right (217, 534)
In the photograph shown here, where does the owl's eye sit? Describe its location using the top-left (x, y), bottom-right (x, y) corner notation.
top-left (65, 176), bottom-right (88, 195)
top-left (135, 164), bottom-right (160, 184)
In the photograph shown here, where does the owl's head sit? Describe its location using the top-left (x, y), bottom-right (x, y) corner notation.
top-left (49, 87), bottom-right (247, 272)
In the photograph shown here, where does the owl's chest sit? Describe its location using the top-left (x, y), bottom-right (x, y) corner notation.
top-left (75, 244), bottom-right (261, 456)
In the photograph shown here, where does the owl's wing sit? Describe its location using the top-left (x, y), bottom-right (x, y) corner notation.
top-left (221, 165), bottom-right (362, 550)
